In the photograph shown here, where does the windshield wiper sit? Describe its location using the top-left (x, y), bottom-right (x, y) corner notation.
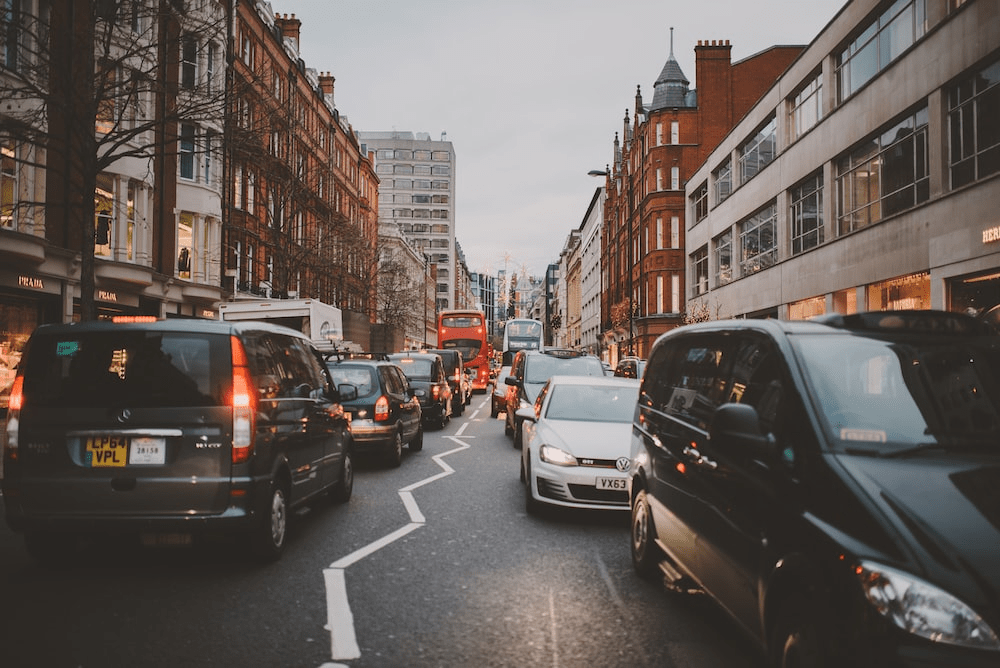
top-left (884, 434), bottom-right (1000, 458)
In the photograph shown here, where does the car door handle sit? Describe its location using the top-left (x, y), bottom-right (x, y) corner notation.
top-left (682, 445), bottom-right (718, 470)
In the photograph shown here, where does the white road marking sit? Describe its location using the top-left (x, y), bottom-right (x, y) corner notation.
top-left (321, 435), bottom-right (471, 663)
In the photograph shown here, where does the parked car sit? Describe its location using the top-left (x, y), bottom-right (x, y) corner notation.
top-left (504, 348), bottom-right (605, 448)
top-left (325, 354), bottom-right (423, 468)
top-left (628, 310), bottom-right (1000, 667)
top-left (518, 375), bottom-right (639, 515)
top-left (425, 348), bottom-right (470, 416)
top-left (491, 365), bottom-right (512, 418)
top-left (613, 356), bottom-right (646, 379)
top-left (2, 318), bottom-right (356, 564)
top-left (388, 352), bottom-right (452, 429)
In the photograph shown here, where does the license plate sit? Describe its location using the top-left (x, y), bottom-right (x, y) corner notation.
top-left (597, 477), bottom-right (627, 490)
top-left (85, 436), bottom-right (165, 467)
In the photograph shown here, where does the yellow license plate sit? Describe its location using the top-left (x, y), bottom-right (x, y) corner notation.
top-left (86, 436), bottom-right (129, 468)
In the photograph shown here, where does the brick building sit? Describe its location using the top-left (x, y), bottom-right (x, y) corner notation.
top-left (226, 6), bottom-right (378, 344)
top-left (599, 33), bottom-right (804, 360)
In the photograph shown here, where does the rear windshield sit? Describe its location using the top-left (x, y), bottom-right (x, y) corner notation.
top-left (327, 365), bottom-right (378, 399)
top-left (20, 330), bottom-right (230, 408)
top-left (525, 355), bottom-right (604, 384)
top-left (442, 339), bottom-right (482, 363)
top-left (392, 358), bottom-right (433, 380)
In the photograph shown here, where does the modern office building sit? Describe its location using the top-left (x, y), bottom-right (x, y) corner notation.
top-left (359, 131), bottom-right (457, 314)
top-left (686, 0), bottom-right (999, 320)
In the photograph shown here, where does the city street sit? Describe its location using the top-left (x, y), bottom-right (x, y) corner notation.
top-left (0, 396), bottom-right (764, 668)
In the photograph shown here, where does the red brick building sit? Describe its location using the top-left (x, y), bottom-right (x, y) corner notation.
top-left (227, 7), bottom-right (378, 341)
top-left (600, 36), bottom-right (804, 360)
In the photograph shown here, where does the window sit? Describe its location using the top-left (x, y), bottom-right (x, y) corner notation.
top-left (377, 149), bottom-right (393, 160)
top-left (95, 173), bottom-right (114, 257)
top-left (413, 164), bottom-right (431, 176)
top-left (431, 151), bottom-right (449, 160)
top-left (671, 216), bottom-right (679, 249)
top-left (671, 166), bottom-right (680, 190)
top-left (656, 168), bottom-right (664, 191)
top-left (691, 246), bottom-right (708, 297)
top-left (431, 165), bottom-right (450, 176)
top-left (2, 0), bottom-right (22, 70)
top-left (714, 230), bottom-right (732, 286)
top-left (181, 35), bottom-right (197, 89)
top-left (837, 0), bottom-right (926, 101)
top-left (671, 274), bottom-right (680, 313)
top-left (394, 164), bottom-right (413, 175)
top-left (836, 106), bottom-right (929, 235)
top-left (126, 180), bottom-right (137, 262)
top-left (739, 115), bottom-right (776, 182)
top-left (1, 136), bottom-right (17, 229)
top-left (714, 159), bottom-right (731, 205)
top-left (395, 150), bottom-right (412, 160)
top-left (790, 172), bottom-right (824, 255)
top-left (203, 130), bottom-right (214, 185)
top-left (692, 181), bottom-right (708, 222)
top-left (206, 42), bottom-right (216, 93)
top-left (178, 214), bottom-right (193, 279)
top-left (790, 71), bottom-right (823, 140)
top-left (740, 204), bottom-right (777, 276)
top-left (179, 124), bottom-right (195, 180)
top-left (671, 121), bottom-right (679, 144)
top-left (655, 123), bottom-right (663, 146)
top-left (948, 56), bottom-right (1000, 188)
top-left (240, 30), bottom-right (254, 67)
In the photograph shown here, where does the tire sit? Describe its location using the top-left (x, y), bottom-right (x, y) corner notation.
top-left (504, 411), bottom-right (514, 436)
top-left (454, 395), bottom-right (465, 416)
top-left (251, 480), bottom-right (288, 562)
top-left (490, 400), bottom-right (499, 418)
top-left (385, 430), bottom-right (403, 468)
top-left (770, 595), bottom-right (828, 668)
top-left (409, 425), bottom-right (424, 452)
top-left (513, 419), bottom-right (523, 450)
top-left (524, 458), bottom-right (541, 515)
top-left (330, 448), bottom-right (353, 504)
top-left (631, 489), bottom-right (662, 580)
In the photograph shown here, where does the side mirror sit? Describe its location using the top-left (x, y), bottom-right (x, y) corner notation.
top-left (505, 376), bottom-right (520, 387)
top-left (709, 403), bottom-right (778, 461)
top-left (515, 406), bottom-right (536, 423)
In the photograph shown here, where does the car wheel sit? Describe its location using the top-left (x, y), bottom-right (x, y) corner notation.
top-left (770, 595), bottom-right (828, 668)
top-left (513, 419), bottom-right (523, 450)
top-left (252, 479), bottom-right (288, 562)
top-left (491, 400), bottom-right (499, 418)
top-left (330, 448), bottom-right (353, 504)
top-left (25, 532), bottom-right (75, 567)
top-left (631, 489), bottom-right (662, 580)
top-left (524, 458), bottom-right (541, 515)
top-left (385, 430), bottom-right (403, 468)
top-left (519, 452), bottom-right (526, 482)
top-left (504, 410), bottom-right (514, 436)
top-left (409, 425), bottom-right (424, 452)
top-left (455, 396), bottom-right (465, 416)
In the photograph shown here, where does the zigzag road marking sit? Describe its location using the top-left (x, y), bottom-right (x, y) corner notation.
top-left (319, 429), bottom-right (473, 666)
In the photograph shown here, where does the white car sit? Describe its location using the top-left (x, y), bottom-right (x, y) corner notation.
top-left (518, 375), bottom-right (639, 514)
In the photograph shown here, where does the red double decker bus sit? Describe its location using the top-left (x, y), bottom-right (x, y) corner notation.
top-left (437, 309), bottom-right (490, 393)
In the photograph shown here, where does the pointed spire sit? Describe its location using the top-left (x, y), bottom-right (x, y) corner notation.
top-left (650, 26), bottom-right (693, 110)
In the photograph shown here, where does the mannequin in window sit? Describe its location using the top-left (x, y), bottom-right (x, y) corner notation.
top-left (178, 247), bottom-right (191, 276)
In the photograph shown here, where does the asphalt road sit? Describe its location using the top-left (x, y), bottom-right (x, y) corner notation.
top-left (0, 395), bottom-right (766, 668)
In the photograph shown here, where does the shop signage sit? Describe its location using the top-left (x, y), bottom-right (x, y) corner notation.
top-left (18, 275), bottom-right (44, 290)
top-left (199, 308), bottom-right (216, 319)
top-left (983, 226), bottom-right (1000, 244)
top-left (97, 290), bottom-right (118, 303)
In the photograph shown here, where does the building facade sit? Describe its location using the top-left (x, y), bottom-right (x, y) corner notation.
top-left (578, 187), bottom-right (605, 358)
top-left (226, 7), bottom-right (378, 346)
top-left (600, 33), bottom-right (805, 360)
top-left (358, 131), bottom-right (457, 315)
top-left (686, 0), bottom-right (999, 321)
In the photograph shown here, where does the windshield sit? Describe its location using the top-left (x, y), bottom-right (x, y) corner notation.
top-left (392, 358), bottom-right (433, 380)
top-left (328, 365), bottom-right (378, 399)
top-left (793, 333), bottom-right (1000, 454)
top-left (545, 383), bottom-right (639, 422)
top-left (442, 339), bottom-right (482, 362)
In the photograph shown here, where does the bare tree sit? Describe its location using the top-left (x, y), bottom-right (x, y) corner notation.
top-left (376, 245), bottom-right (423, 337)
top-left (0, 0), bottom-right (227, 320)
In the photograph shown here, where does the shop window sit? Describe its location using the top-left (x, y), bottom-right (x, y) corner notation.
top-left (95, 173), bottom-right (115, 257)
top-left (867, 272), bottom-right (930, 311)
top-left (789, 296), bottom-right (826, 320)
top-left (178, 214), bottom-right (193, 280)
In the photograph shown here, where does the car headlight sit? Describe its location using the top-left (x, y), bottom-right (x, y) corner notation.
top-left (857, 561), bottom-right (1000, 650)
top-left (539, 444), bottom-right (577, 467)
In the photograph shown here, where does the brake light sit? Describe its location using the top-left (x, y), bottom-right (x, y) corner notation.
top-left (229, 336), bottom-right (256, 464)
top-left (432, 384), bottom-right (441, 400)
top-left (375, 395), bottom-right (390, 421)
top-left (454, 369), bottom-right (461, 385)
top-left (5, 375), bottom-right (23, 455)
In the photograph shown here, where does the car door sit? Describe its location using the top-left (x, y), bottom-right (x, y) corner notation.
top-left (385, 365), bottom-right (421, 441)
top-left (298, 340), bottom-right (348, 492)
top-left (637, 332), bottom-right (735, 584)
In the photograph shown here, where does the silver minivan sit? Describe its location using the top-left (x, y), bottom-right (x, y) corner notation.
top-left (3, 317), bottom-right (355, 563)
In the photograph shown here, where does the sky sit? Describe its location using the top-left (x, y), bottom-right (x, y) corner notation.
top-left (277, 0), bottom-right (847, 278)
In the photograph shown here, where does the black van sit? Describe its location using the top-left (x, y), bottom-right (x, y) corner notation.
top-left (628, 311), bottom-right (1000, 666)
top-left (3, 318), bottom-right (355, 563)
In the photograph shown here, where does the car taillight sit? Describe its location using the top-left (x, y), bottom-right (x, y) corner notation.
top-left (5, 375), bottom-right (23, 456)
top-left (375, 395), bottom-right (390, 421)
top-left (229, 336), bottom-right (256, 464)
top-left (454, 369), bottom-right (461, 385)
top-left (432, 384), bottom-right (441, 400)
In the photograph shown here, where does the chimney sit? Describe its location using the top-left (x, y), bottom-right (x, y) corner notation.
top-left (319, 71), bottom-right (335, 97)
top-left (278, 13), bottom-right (301, 47)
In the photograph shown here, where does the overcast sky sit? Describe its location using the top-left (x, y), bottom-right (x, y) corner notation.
top-left (277, 0), bottom-right (847, 278)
